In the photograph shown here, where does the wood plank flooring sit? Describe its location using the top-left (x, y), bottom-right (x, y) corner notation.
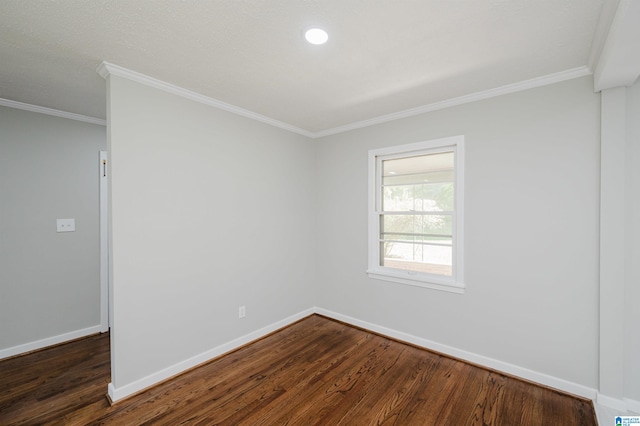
top-left (0, 314), bottom-right (596, 425)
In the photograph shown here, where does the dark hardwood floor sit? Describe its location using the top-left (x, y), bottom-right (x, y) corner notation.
top-left (0, 315), bottom-right (596, 425)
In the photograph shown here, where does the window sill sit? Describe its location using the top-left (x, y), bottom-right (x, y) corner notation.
top-left (367, 269), bottom-right (465, 294)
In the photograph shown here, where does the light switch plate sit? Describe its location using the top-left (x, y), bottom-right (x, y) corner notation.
top-left (56, 218), bottom-right (75, 232)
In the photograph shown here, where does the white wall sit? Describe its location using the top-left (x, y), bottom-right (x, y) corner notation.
top-left (3, 71), bottom-right (616, 406)
top-left (315, 76), bottom-right (600, 390)
top-left (0, 106), bottom-right (106, 354)
top-left (5, 67), bottom-right (628, 406)
top-left (107, 75), bottom-right (316, 393)
top-left (625, 78), bottom-right (640, 403)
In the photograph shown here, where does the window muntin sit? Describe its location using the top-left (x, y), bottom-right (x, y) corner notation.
top-left (368, 136), bottom-right (464, 293)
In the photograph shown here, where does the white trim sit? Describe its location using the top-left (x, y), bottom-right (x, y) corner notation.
top-left (588, 0), bottom-right (621, 71)
top-left (314, 308), bottom-right (598, 401)
top-left (595, 393), bottom-right (640, 413)
top-left (593, 0), bottom-right (640, 91)
top-left (96, 62), bottom-right (315, 139)
top-left (599, 87), bottom-right (627, 400)
top-left (0, 325), bottom-right (104, 360)
top-left (95, 62), bottom-right (591, 140)
top-left (625, 398), bottom-right (640, 414)
top-left (0, 98), bottom-right (106, 126)
top-left (314, 67), bottom-right (592, 138)
top-left (594, 402), bottom-right (639, 425)
top-left (597, 393), bottom-right (630, 411)
top-left (99, 151), bottom-right (109, 332)
top-left (368, 136), bottom-right (465, 293)
top-left (0, 65), bottom-right (592, 139)
top-left (107, 307), bottom-right (315, 402)
top-left (25, 306), bottom-right (623, 412)
top-left (366, 271), bottom-right (465, 294)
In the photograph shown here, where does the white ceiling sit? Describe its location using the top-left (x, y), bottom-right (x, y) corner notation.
top-left (0, 0), bottom-right (606, 135)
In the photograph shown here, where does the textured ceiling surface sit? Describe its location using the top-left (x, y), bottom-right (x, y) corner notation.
top-left (0, 0), bottom-right (604, 133)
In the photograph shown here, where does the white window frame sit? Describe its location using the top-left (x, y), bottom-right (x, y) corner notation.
top-left (367, 135), bottom-right (465, 294)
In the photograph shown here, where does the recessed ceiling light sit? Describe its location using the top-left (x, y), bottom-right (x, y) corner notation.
top-left (305, 28), bottom-right (328, 45)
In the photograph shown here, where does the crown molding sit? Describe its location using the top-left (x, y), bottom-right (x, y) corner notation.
top-left (593, 0), bottom-right (640, 91)
top-left (588, 0), bottom-right (621, 72)
top-left (0, 98), bottom-right (106, 126)
top-left (96, 62), bottom-right (592, 139)
top-left (314, 66), bottom-right (592, 138)
top-left (96, 61), bottom-right (315, 138)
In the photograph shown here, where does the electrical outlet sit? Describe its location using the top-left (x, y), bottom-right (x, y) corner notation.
top-left (56, 218), bottom-right (76, 233)
top-left (238, 306), bottom-right (246, 318)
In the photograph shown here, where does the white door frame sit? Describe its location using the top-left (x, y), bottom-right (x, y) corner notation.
top-left (99, 151), bottom-right (110, 332)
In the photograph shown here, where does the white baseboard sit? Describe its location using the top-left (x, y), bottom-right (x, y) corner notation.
top-left (0, 324), bottom-right (104, 360)
top-left (108, 307), bottom-right (315, 403)
top-left (625, 398), bottom-right (640, 414)
top-left (596, 395), bottom-right (640, 416)
top-left (109, 306), bottom-right (601, 404)
top-left (15, 307), bottom-right (635, 415)
top-left (315, 308), bottom-right (598, 401)
top-left (597, 393), bottom-right (629, 411)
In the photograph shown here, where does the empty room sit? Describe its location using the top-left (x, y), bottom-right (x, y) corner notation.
top-left (1, 1), bottom-right (639, 425)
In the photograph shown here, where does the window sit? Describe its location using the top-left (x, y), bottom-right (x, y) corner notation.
top-left (367, 136), bottom-right (465, 293)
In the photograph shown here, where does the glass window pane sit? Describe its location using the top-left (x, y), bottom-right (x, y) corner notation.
top-left (383, 170), bottom-right (454, 186)
top-left (383, 234), bottom-right (452, 245)
top-left (381, 241), bottom-right (452, 276)
top-left (381, 151), bottom-right (454, 212)
top-left (369, 136), bottom-right (464, 287)
top-left (383, 152), bottom-right (454, 178)
top-left (382, 182), bottom-right (454, 212)
top-left (381, 214), bottom-right (452, 237)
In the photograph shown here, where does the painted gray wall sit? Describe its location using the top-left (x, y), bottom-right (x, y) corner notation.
top-left (5, 71), bottom-right (631, 404)
top-left (314, 76), bottom-right (600, 389)
top-left (0, 106), bottom-right (106, 350)
top-left (107, 75), bottom-right (316, 388)
top-left (625, 78), bottom-right (640, 401)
